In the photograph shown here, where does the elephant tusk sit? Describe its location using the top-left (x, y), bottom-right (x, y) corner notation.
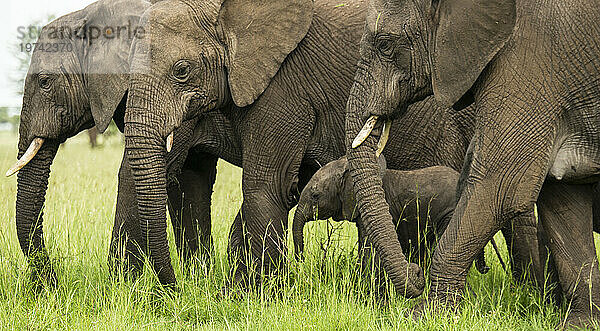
top-left (166, 132), bottom-right (174, 153)
top-left (376, 120), bottom-right (392, 157)
top-left (5, 137), bottom-right (45, 177)
top-left (352, 115), bottom-right (379, 149)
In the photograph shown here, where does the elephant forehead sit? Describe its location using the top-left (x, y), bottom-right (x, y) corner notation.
top-left (366, 1), bottom-right (415, 34)
top-left (314, 159), bottom-right (347, 181)
top-left (131, 20), bottom-right (218, 73)
top-left (136, 3), bottom-right (219, 58)
top-left (28, 41), bottom-right (79, 76)
top-left (143, 0), bottom-right (217, 37)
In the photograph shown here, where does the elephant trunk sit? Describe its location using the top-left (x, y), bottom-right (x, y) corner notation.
top-left (15, 139), bottom-right (59, 282)
top-left (345, 66), bottom-right (424, 298)
top-left (292, 199), bottom-right (313, 261)
top-left (124, 82), bottom-right (176, 285)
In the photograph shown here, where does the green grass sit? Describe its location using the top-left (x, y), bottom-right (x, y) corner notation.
top-left (0, 131), bottom-right (598, 330)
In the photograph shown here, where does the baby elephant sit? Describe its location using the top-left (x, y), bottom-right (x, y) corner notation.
top-left (293, 156), bottom-right (489, 272)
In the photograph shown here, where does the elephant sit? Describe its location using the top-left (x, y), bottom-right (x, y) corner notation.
top-left (345, 0), bottom-right (600, 326)
top-left (120, 0), bottom-right (543, 289)
top-left (292, 156), bottom-right (492, 276)
top-left (122, 0), bottom-right (371, 286)
top-left (6, 0), bottom-right (219, 284)
top-left (6, 0), bottom-right (151, 285)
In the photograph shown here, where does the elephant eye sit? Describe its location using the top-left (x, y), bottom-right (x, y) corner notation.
top-left (38, 74), bottom-right (52, 91)
top-left (171, 60), bottom-right (192, 82)
top-left (376, 38), bottom-right (395, 57)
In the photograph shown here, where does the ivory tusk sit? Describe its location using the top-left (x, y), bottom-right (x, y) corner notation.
top-left (5, 137), bottom-right (45, 177)
top-left (352, 115), bottom-right (379, 149)
top-left (166, 132), bottom-right (174, 153)
top-left (376, 120), bottom-right (392, 157)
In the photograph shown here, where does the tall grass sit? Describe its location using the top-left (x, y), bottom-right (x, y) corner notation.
top-left (0, 131), bottom-right (597, 329)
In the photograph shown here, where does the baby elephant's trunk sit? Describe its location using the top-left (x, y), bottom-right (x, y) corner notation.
top-left (292, 201), bottom-right (313, 261)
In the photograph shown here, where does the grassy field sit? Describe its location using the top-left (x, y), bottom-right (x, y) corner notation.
top-left (0, 131), bottom-right (598, 330)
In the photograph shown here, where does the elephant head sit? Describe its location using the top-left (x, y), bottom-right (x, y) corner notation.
top-left (293, 157), bottom-right (355, 260)
top-left (293, 156), bottom-right (388, 260)
top-left (345, 0), bottom-right (516, 297)
top-left (7, 0), bottom-right (149, 283)
top-left (124, 0), bottom-right (314, 285)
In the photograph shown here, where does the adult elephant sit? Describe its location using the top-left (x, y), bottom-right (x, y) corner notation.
top-left (6, 0), bottom-right (151, 285)
top-left (123, 0), bottom-right (369, 286)
top-left (346, 0), bottom-right (600, 326)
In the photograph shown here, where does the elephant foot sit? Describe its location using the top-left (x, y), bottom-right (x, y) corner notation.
top-left (178, 241), bottom-right (213, 268)
top-left (228, 258), bottom-right (259, 293)
top-left (409, 299), bottom-right (428, 321)
top-left (159, 281), bottom-right (181, 293)
top-left (362, 273), bottom-right (391, 306)
top-left (410, 293), bottom-right (462, 322)
top-left (410, 285), bottom-right (465, 321)
top-left (29, 264), bottom-right (57, 291)
top-left (217, 285), bottom-right (244, 301)
top-left (156, 269), bottom-right (177, 288)
top-left (562, 311), bottom-right (600, 330)
top-left (358, 254), bottom-right (391, 304)
top-left (28, 253), bottom-right (58, 290)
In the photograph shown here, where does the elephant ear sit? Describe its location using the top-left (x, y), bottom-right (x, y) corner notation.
top-left (218, 0), bottom-right (314, 107)
top-left (81, 0), bottom-right (149, 132)
top-left (430, 0), bottom-right (516, 107)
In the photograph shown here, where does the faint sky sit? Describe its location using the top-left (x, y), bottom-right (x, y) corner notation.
top-left (0, 0), bottom-right (96, 109)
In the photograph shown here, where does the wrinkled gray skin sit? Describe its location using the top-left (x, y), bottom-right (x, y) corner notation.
top-left (13, 0), bottom-right (150, 285)
top-left (120, 0), bottom-right (539, 290)
top-left (11, 0), bottom-right (212, 283)
top-left (123, 0), bottom-right (369, 286)
top-left (152, 92), bottom-right (525, 289)
top-left (293, 157), bottom-right (472, 271)
top-left (346, 0), bottom-right (600, 326)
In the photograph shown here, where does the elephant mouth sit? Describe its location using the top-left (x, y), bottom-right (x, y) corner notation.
top-left (163, 96), bottom-right (221, 154)
top-left (352, 116), bottom-right (392, 157)
top-left (186, 93), bottom-right (219, 120)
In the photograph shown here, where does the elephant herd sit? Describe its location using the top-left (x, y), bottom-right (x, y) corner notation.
top-left (7, 0), bottom-right (600, 328)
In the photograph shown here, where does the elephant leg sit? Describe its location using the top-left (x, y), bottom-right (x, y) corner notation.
top-left (457, 137), bottom-right (541, 281)
top-left (537, 182), bottom-right (600, 328)
top-left (356, 219), bottom-right (387, 299)
top-left (592, 182), bottom-right (600, 233)
top-left (534, 182), bottom-right (594, 305)
top-left (535, 215), bottom-right (563, 304)
top-left (429, 100), bottom-right (553, 308)
top-left (500, 211), bottom-right (543, 286)
top-left (231, 167), bottom-right (300, 285)
top-left (228, 210), bottom-right (247, 284)
top-left (229, 102), bottom-right (314, 286)
top-left (109, 151), bottom-right (144, 276)
top-left (167, 151), bottom-right (217, 265)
